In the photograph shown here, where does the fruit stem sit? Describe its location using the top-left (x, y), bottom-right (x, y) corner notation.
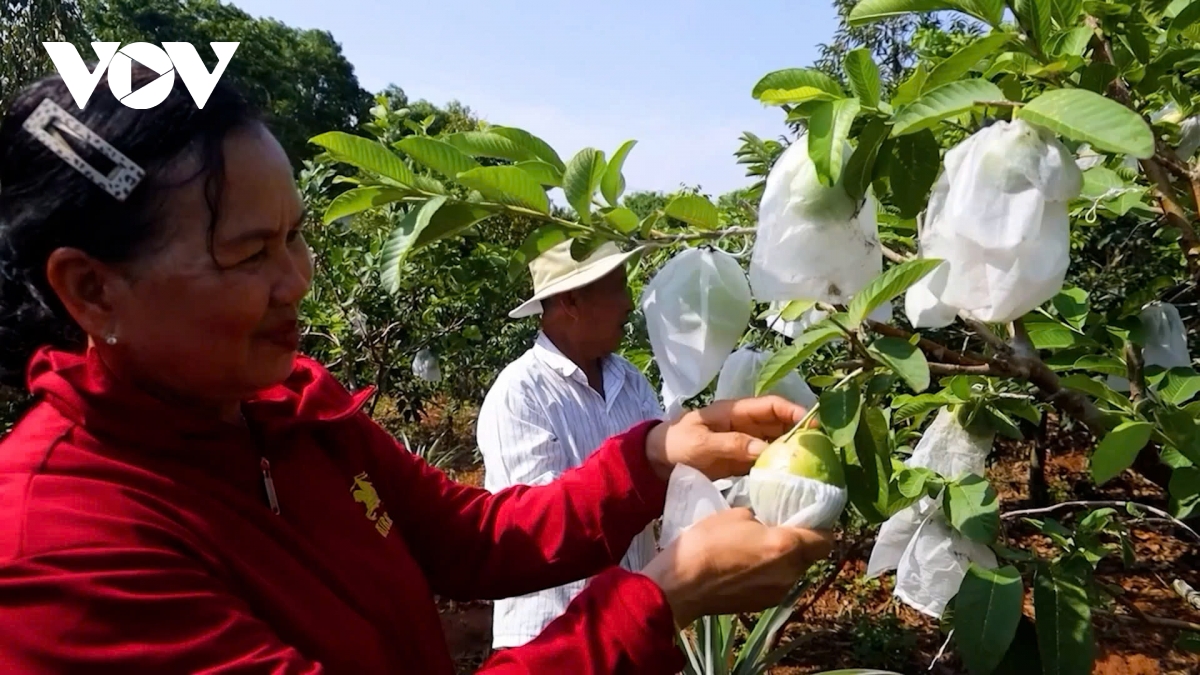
top-left (780, 367), bottom-right (862, 442)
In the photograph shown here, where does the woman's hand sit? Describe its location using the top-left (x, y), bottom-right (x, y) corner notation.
top-left (640, 508), bottom-right (834, 627)
top-left (645, 396), bottom-right (815, 481)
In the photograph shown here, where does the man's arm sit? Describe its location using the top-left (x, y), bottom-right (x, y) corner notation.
top-left (477, 386), bottom-right (571, 493)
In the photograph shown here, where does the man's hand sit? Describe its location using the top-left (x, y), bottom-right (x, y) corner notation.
top-left (644, 396), bottom-right (816, 482)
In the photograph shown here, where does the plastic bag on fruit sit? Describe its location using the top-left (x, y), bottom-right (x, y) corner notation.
top-left (744, 429), bottom-right (849, 530)
top-left (714, 347), bottom-right (818, 409)
top-left (866, 408), bottom-right (998, 618)
top-left (904, 119), bottom-right (1083, 328)
top-left (748, 134), bottom-right (883, 305)
top-left (660, 463), bottom-right (730, 550)
top-left (641, 247), bottom-right (753, 419)
top-left (411, 348), bottom-right (442, 383)
top-left (1109, 301), bottom-right (1192, 391)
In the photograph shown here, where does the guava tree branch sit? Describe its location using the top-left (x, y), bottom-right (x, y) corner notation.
top-left (830, 359), bottom-right (996, 376)
top-left (865, 320), bottom-right (990, 366)
top-left (1096, 609), bottom-right (1200, 633)
top-left (1002, 499), bottom-right (1200, 543)
top-left (641, 226), bottom-right (757, 246)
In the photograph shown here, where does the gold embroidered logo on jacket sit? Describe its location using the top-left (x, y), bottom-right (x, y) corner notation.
top-left (351, 472), bottom-right (393, 538)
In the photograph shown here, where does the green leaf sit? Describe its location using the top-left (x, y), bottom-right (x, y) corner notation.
top-left (392, 137), bottom-right (480, 180)
top-left (443, 131), bottom-right (540, 163)
top-left (1159, 367), bottom-right (1200, 404)
top-left (1071, 356), bottom-right (1126, 377)
top-left (1026, 322), bottom-right (1095, 350)
top-left (602, 207), bottom-right (639, 234)
top-left (844, 49), bottom-right (883, 108)
top-left (322, 186), bottom-right (407, 225)
top-left (1016, 89), bottom-right (1154, 159)
top-left (1177, 632), bottom-right (1200, 654)
top-left (664, 194), bottom-right (719, 230)
top-left (488, 127), bottom-right (565, 170)
top-left (1052, 0), bottom-right (1084, 26)
top-left (893, 391), bottom-right (957, 421)
top-left (512, 225), bottom-right (571, 274)
top-left (869, 337), bottom-right (931, 393)
top-left (1169, 0), bottom-right (1200, 41)
top-left (995, 616), bottom-right (1044, 675)
top-left (456, 166), bottom-right (550, 213)
top-left (1047, 27), bottom-right (1094, 58)
top-left (808, 98), bottom-right (862, 186)
top-left (955, 564), bottom-right (1025, 675)
top-left (380, 197), bottom-right (448, 293)
top-left (995, 397), bottom-right (1043, 425)
top-left (822, 384), bottom-right (863, 448)
top-left (1060, 374), bottom-right (1133, 409)
top-left (752, 68), bottom-right (845, 101)
top-left (925, 32), bottom-right (1014, 92)
top-left (514, 161), bottom-right (564, 187)
top-left (562, 148), bottom-right (607, 223)
top-left (311, 132), bottom-right (415, 186)
top-left (756, 325), bottom-right (844, 395)
top-left (897, 467), bottom-right (938, 498)
top-left (1015, 0), bottom-right (1054, 51)
top-left (1091, 421), bottom-right (1155, 485)
top-left (1034, 565), bottom-right (1094, 675)
top-left (892, 63), bottom-right (930, 108)
top-left (891, 79), bottom-right (1005, 137)
top-left (848, 258), bottom-right (944, 325)
top-left (849, 0), bottom-right (1002, 25)
top-left (601, 140), bottom-right (636, 206)
top-left (943, 473), bottom-right (1001, 544)
top-left (844, 118), bottom-right (891, 202)
top-left (888, 129), bottom-right (941, 218)
top-left (1170, 466), bottom-right (1200, 519)
top-left (854, 406), bottom-right (895, 516)
top-left (779, 299), bottom-right (817, 321)
top-left (1052, 288), bottom-right (1089, 329)
top-left (759, 87), bottom-right (840, 105)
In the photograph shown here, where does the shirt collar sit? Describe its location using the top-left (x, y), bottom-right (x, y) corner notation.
top-left (533, 332), bottom-right (629, 410)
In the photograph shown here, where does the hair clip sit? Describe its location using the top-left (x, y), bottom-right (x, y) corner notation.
top-left (22, 99), bottom-right (145, 202)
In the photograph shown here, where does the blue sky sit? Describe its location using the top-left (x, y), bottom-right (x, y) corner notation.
top-left (227, 0), bottom-right (840, 197)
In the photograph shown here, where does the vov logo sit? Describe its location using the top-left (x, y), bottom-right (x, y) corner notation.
top-left (42, 42), bottom-right (240, 111)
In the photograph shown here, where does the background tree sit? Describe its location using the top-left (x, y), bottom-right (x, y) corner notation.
top-left (0, 0), bottom-right (87, 111)
top-left (80, 0), bottom-right (373, 164)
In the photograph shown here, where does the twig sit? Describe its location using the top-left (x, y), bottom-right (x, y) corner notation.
top-left (1096, 608), bottom-right (1200, 633)
top-left (865, 320), bottom-right (989, 366)
top-left (642, 226), bottom-right (757, 246)
top-left (928, 630), bottom-right (954, 672)
top-left (1173, 579), bottom-right (1200, 611)
top-left (882, 245), bottom-right (911, 264)
top-left (963, 317), bottom-right (1013, 356)
top-left (1002, 500), bottom-right (1200, 543)
top-left (830, 359), bottom-right (996, 376)
top-left (1125, 342), bottom-right (1146, 402)
top-left (823, 309), bottom-right (873, 362)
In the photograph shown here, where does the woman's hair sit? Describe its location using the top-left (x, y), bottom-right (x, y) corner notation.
top-left (0, 65), bottom-right (260, 389)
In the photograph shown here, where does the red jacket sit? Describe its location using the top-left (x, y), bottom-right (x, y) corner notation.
top-left (0, 348), bottom-right (685, 674)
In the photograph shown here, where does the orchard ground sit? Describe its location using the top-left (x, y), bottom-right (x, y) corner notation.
top-left (387, 397), bottom-right (1200, 675)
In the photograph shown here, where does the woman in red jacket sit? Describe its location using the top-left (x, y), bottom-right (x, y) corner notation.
top-left (0, 69), bottom-right (833, 674)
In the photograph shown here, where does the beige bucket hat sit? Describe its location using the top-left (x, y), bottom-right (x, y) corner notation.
top-left (509, 239), bottom-right (643, 319)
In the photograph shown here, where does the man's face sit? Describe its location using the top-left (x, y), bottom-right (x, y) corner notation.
top-left (574, 266), bottom-right (634, 354)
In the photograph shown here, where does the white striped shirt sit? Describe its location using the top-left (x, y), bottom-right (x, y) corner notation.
top-left (478, 332), bottom-right (663, 649)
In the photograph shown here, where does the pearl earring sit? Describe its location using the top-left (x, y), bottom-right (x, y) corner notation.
top-left (104, 334), bottom-right (118, 346)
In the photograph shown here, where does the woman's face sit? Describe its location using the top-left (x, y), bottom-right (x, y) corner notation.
top-left (86, 124), bottom-right (312, 403)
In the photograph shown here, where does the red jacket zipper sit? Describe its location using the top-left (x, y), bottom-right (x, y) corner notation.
top-left (260, 457), bottom-right (281, 515)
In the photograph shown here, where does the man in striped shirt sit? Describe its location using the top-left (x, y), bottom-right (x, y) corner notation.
top-left (477, 240), bottom-right (663, 650)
